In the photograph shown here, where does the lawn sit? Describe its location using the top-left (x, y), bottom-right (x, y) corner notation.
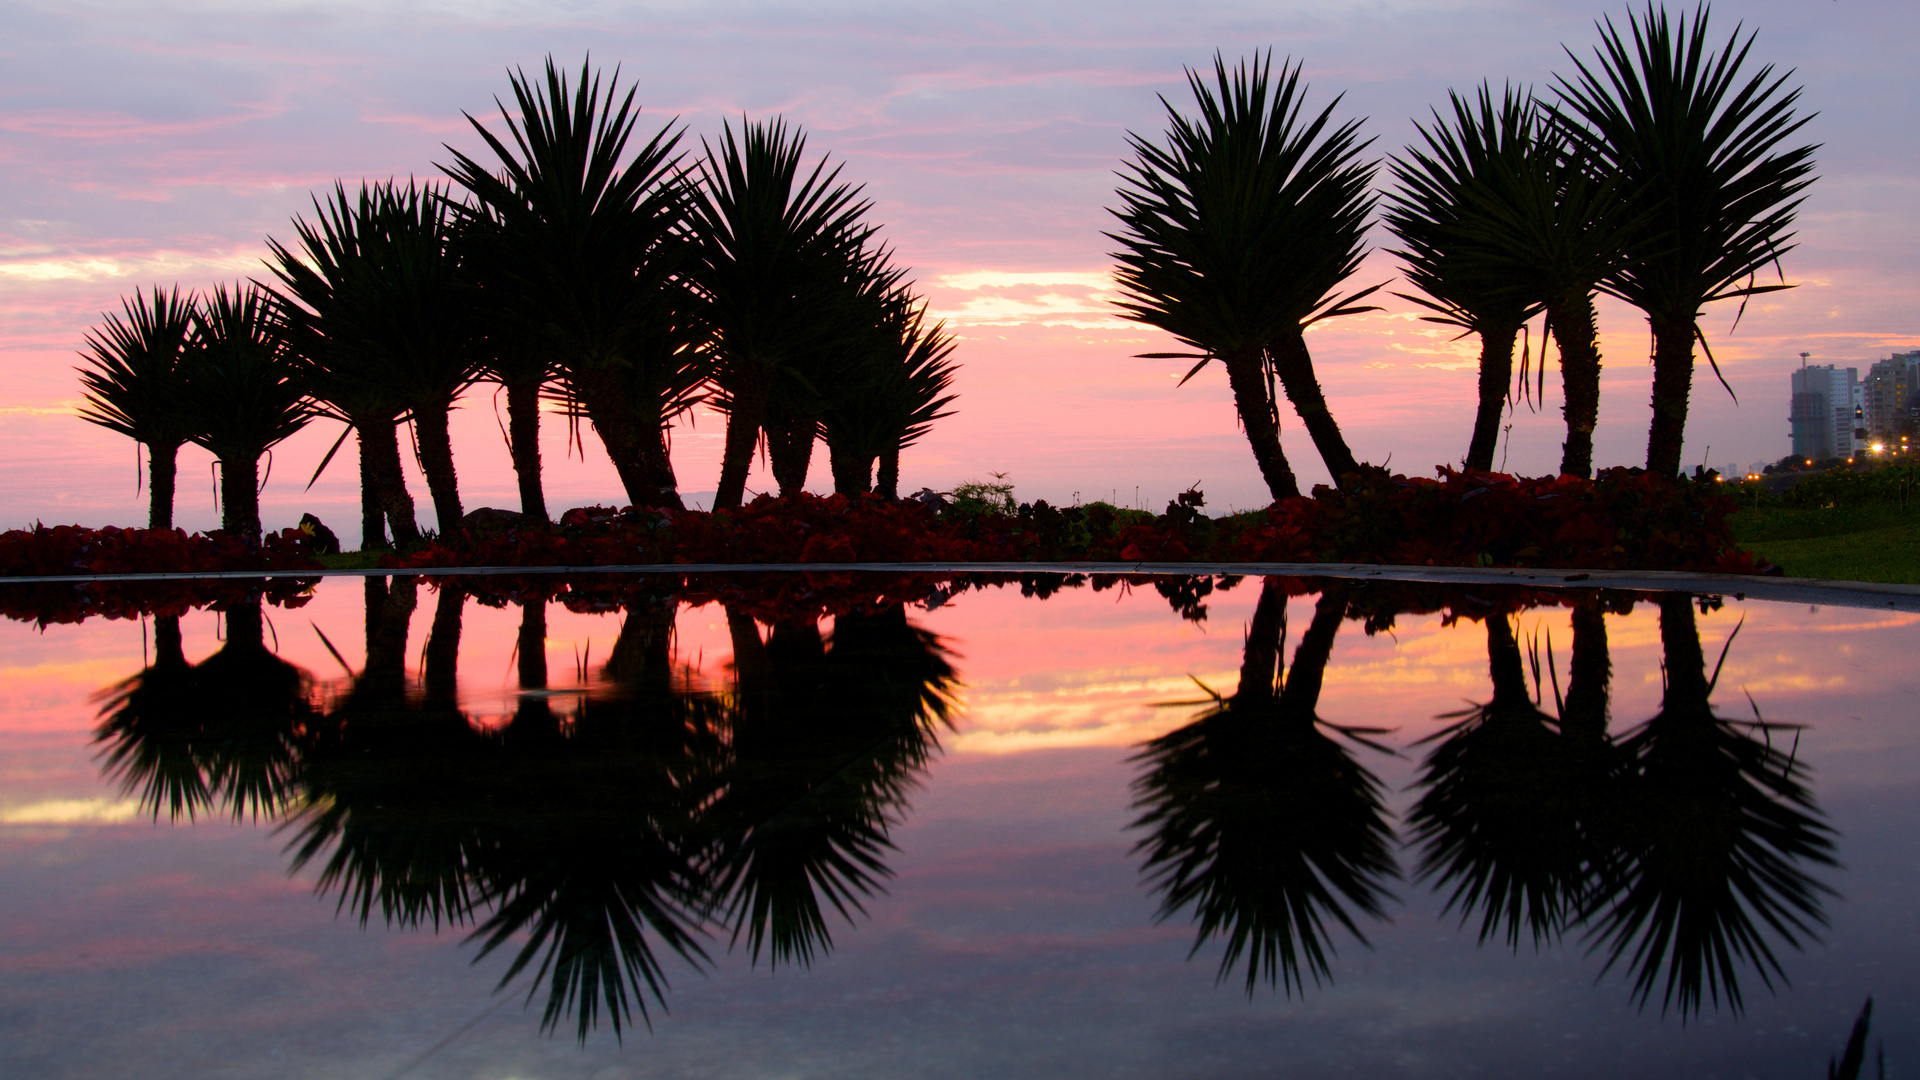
top-left (1731, 500), bottom-right (1920, 584)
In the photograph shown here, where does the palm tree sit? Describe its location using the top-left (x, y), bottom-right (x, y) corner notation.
top-left (443, 57), bottom-right (704, 515)
top-left (183, 284), bottom-right (313, 540)
top-left (1555, 4), bottom-right (1818, 477)
top-left (690, 117), bottom-right (875, 508)
top-left (1110, 54), bottom-right (1380, 498)
top-left (1130, 581), bottom-right (1397, 994)
top-left (1385, 87), bottom-right (1547, 472)
top-left (265, 182), bottom-right (425, 551)
top-left (76, 286), bottom-right (197, 529)
top-left (819, 284), bottom-right (959, 497)
top-left (1416, 91), bottom-right (1633, 479)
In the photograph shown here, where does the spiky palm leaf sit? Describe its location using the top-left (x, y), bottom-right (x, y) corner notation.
top-left (689, 117), bottom-right (876, 508)
top-left (184, 284), bottom-right (313, 538)
top-left (1109, 53), bottom-right (1378, 495)
top-left (1384, 85), bottom-right (1548, 471)
top-left (443, 56), bottom-right (704, 514)
top-left (76, 286), bottom-right (196, 528)
top-left (1553, 3), bottom-right (1818, 476)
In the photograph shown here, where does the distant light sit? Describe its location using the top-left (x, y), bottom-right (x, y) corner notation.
top-left (1873, 443), bottom-right (1886, 452)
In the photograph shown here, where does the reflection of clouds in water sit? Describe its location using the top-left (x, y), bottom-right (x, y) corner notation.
top-left (0, 797), bottom-right (143, 825)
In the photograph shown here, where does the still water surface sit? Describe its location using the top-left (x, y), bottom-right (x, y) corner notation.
top-left (1, 573), bottom-right (1916, 1079)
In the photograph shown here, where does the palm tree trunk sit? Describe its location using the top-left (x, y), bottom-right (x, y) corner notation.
top-left (1465, 324), bottom-right (1520, 472)
top-left (642, 428), bottom-right (686, 511)
top-left (517, 598), bottom-right (547, 690)
top-left (1657, 593), bottom-right (1708, 707)
top-left (412, 406), bottom-right (464, 534)
top-left (1277, 585), bottom-right (1347, 712)
top-left (224, 597), bottom-right (266, 650)
top-left (714, 370), bottom-right (772, 510)
top-left (1549, 294), bottom-right (1603, 479)
top-left (1562, 600), bottom-right (1612, 740)
top-left (360, 417), bottom-right (420, 550)
top-left (360, 575), bottom-right (416, 702)
top-left (506, 377), bottom-right (549, 524)
top-left (1268, 332), bottom-right (1361, 487)
top-left (1485, 614), bottom-right (1528, 703)
top-left (146, 441), bottom-right (180, 531)
top-left (876, 444), bottom-right (900, 499)
top-left (218, 453), bottom-right (262, 541)
top-left (1222, 348), bottom-right (1300, 501)
top-left (356, 426), bottom-right (388, 552)
top-left (424, 584), bottom-right (464, 707)
top-left (1645, 315), bottom-right (1695, 478)
top-left (153, 614), bottom-right (185, 667)
top-left (765, 408), bottom-right (816, 498)
top-left (574, 371), bottom-right (685, 511)
top-left (1233, 576), bottom-right (1288, 703)
top-left (828, 437), bottom-right (873, 496)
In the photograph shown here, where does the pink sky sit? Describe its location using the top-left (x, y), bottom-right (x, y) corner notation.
top-left (3, 0), bottom-right (1915, 535)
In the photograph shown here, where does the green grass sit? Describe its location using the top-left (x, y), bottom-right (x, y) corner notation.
top-left (1730, 503), bottom-right (1920, 583)
top-left (315, 550), bottom-right (388, 571)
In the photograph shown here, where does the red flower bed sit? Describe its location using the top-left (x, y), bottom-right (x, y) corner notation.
top-left (0, 468), bottom-right (1764, 618)
top-left (388, 467), bottom-right (1763, 575)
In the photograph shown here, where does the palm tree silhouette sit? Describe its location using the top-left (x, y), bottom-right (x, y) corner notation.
top-left (1110, 54), bottom-right (1379, 498)
top-left (1408, 608), bottom-right (1620, 949)
top-left (1385, 87), bottom-right (1547, 472)
top-left (1580, 593), bottom-right (1836, 1016)
top-left (819, 290), bottom-right (960, 497)
top-left (707, 603), bottom-right (956, 967)
top-left (1555, 4), bottom-right (1817, 477)
top-left (75, 286), bottom-right (197, 530)
top-left (690, 118), bottom-right (875, 508)
top-left (95, 598), bottom-right (317, 822)
top-left (1396, 86), bottom-right (1632, 478)
top-left (180, 285), bottom-right (314, 540)
top-left (265, 181), bottom-right (434, 550)
top-left (1131, 580), bottom-right (1397, 994)
top-left (443, 57), bottom-right (703, 515)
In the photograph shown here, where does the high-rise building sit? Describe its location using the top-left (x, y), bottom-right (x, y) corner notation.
top-left (1789, 358), bottom-right (1864, 461)
top-left (1864, 350), bottom-right (1920, 443)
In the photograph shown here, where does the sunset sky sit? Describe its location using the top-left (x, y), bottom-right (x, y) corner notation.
top-left (2, 0), bottom-right (1915, 534)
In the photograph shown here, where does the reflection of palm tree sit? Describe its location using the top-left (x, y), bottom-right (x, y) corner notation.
top-left (1130, 581), bottom-right (1397, 994)
top-left (465, 599), bottom-right (722, 1040)
top-left (1582, 594), bottom-right (1836, 1016)
top-left (95, 600), bottom-right (316, 821)
top-left (293, 590), bottom-right (720, 1040)
top-left (708, 604), bottom-right (956, 967)
top-left (1408, 611), bottom-right (1613, 948)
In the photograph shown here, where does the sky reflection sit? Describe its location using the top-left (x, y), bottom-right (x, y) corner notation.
top-left (0, 574), bottom-right (1917, 1077)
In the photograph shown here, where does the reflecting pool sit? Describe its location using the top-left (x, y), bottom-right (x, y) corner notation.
top-left (2, 572), bottom-right (1916, 1078)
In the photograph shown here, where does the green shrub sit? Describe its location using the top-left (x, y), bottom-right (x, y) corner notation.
top-left (951, 472), bottom-right (1017, 517)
